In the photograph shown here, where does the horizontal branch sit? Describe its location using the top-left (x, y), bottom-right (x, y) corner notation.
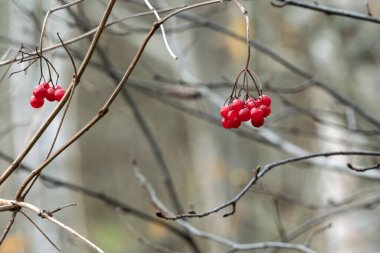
top-left (271, 0), bottom-right (380, 24)
top-left (259, 151), bottom-right (380, 177)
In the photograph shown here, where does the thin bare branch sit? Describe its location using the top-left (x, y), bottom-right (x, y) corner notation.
top-left (0, 211), bottom-right (17, 245)
top-left (271, 0), bottom-right (380, 24)
top-left (20, 210), bottom-right (61, 252)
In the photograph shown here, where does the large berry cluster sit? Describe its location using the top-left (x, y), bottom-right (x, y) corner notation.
top-left (30, 82), bottom-right (66, 108)
top-left (220, 94), bottom-right (271, 129)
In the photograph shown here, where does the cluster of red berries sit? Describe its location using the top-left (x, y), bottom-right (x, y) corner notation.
top-left (220, 94), bottom-right (272, 129)
top-left (30, 82), bottom-right (66, 108)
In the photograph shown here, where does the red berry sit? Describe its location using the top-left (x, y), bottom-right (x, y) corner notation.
top-left (227, 110), bottom-right (238, 121)
top-left (238, 108), bottom-right (250, 122)
top-left (232, 98), bottom-right (244, 112)
top-left (229, 117), bottom-right (241, 128)
top-left (30, 96), bottom-right (44, 108)
top-left (55, 85), bottom-right (63, 90)
top-left (54, 89), bottom-right (65, 102)
top-left (259, 95), bottom-right (271, 106)
top-left (259, 105), bottom-right (271, 117)
top-left (227, 110), bottom-right (241, 128)
top-left (254, 98), bottom-right (262, 108)
top-left (251, 118), bottom-right (264, 128)
top-left (33, 86), bottom-right (47, 99)
top-left (245, 98), bottom-right (255, 109)
top-left (220, 105), bottom-right (230, 118)
top-left (46, 88), bottom-right (56, 102)
top-left (39, 82), bottom-right (50, 89)
top-left (250, 108), bottom-right (264, 122)
top-left (221, 117), bottom-right (230, 129)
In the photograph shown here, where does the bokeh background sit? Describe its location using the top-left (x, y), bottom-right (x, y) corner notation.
top-left (1, 0), bottom-right (380, 253)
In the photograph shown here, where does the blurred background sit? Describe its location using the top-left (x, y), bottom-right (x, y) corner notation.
top-left (1, 0), bottom-right (380, 252)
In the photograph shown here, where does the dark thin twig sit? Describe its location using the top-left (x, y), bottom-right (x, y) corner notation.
top-left (48, 203), bottom-right (77, 216)
top-left (19, 210), bottom-right (61, 252)
top-left (271, 0), bottom-right (380, 24)
top-left (156, 167), bottom-right (260, 220)
top-left (366, 1), bottom-right (373, 16)
top-left (347, 162), bottom-right (380, 172)
top-left (0, 211), bottom-right (17, 245)
top-left (259, 151), bottom-right (380, 177)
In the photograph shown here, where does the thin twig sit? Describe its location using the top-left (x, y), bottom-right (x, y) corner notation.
top-left (346, 162), bottom-right (380, 172)
top-left (39, 0), bottom-right (85, 56)
top-left (0, 211), bottom-right (17, 245)
top-left (48, 203), bottom-right (77, 216)
top-left (156, 166), bottom-right (260, 220)
top-left (259, 151), bottom-right (380, 178)
top-left (19, 210), bottom-right (61, 252)
top-left (271, 0), bottom-right (380, 24)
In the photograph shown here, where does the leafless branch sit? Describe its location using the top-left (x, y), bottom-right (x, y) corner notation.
top-left (0, 211), bottom-right (17, 245)
top-left (347, 162), bottom-right (380, 172)
top-left (19, 210), bottom-right (61, 252)
top-left (156, 166), bottom-right (260, 220)
top-left (271, 0), bottom-right (380, 24)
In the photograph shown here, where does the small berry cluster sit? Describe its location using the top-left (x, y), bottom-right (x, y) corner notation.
top-left (220, 94), bottom-right (272, 129)
top-left (30, 82), bottom-right (66, 109)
